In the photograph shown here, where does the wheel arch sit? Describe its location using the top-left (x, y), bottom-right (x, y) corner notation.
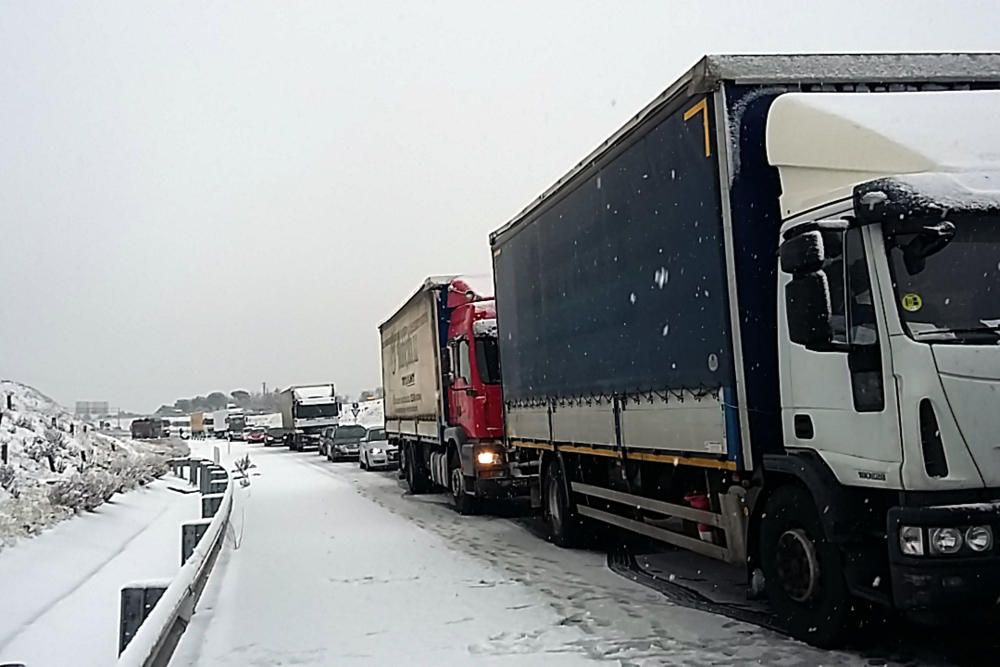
top-left (748, 450), bottom-right (849, 574)
top-left (540, 450), bottom-right (576, 515)
top-left (444, 426), bottom-right (475, 476)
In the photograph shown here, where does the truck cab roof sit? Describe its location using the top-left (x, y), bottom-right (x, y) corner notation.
top-left (767, 89), bottom-right (1000, 219)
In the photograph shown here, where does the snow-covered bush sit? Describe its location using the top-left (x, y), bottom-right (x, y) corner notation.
top-left (0, 379), bottom-right (174, 549)
top-left (0, 464), bottom-right (18, 498)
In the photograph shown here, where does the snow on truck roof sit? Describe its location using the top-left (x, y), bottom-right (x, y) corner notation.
top-left (380, 274), bottom-right (493, 329)
top-left (285, 385), bottom-right (335, 401)
top-left (767, 90), bottom-right (1000, 216)
top-left (490, 52), bottom-right (1000, 245)
top-left (420, 274), bottom-right (493, 299)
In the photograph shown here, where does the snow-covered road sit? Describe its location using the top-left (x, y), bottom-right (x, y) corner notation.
top-left (0, 476), bottom-right (198, 666)
top-left (172, 442), bottom-right (859, 666)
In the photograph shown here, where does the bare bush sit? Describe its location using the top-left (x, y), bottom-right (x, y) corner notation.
top-left (0, 464), bottom-right (18, 498)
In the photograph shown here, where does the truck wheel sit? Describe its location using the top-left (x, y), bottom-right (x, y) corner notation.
top-left (405, 443), bottom-right (430, 494)
top-left (759, 485), bottom-right (853, 648)
top-left (545, 459), bottom-right (583, 548)
top-left (449, 449), bottom-right (479, 516)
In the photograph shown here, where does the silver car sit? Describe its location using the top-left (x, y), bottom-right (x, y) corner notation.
top-left (359, 427), bottom-right (398, 471)
top-left (324, 424), bottom-right (366, 461)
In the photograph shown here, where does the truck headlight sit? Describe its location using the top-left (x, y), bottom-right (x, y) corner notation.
top-left (929, 527), bottom-right (963, 555)
top-left (476, 451), bottom-right (499, 466)
top-left (899, 526), bottom-right (924, 556)
top-left (965, 526), bottom-right (993, 552)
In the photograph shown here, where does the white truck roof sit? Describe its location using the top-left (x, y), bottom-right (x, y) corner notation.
top-left (766, 90), bottom-right (1000, 218)
top-left (288, 385), bottom-right (336, 404)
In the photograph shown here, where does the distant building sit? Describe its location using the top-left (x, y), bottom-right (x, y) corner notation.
top-left (75, 401), bottom-right (109, 419)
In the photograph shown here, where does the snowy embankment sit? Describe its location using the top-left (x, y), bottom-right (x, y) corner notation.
top-left (0, 379), bottom-right (186, 549)
top-left (339, 397), bottom-right (384, 428)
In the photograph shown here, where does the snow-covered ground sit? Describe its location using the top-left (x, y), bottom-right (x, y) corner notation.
top-left (172, 441), bottom-right (862, 666)
top-left (0, 380), bottom-right (185, 549)
top-left (0, 474), bottom-right (199, 665)
top-left (338, 397), bottom-right (384, 427)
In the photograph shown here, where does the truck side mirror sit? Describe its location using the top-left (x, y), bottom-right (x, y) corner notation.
top-left (779, 230), bottom-right (824, 275)
top-left (785, 271), bottom-right (834, 349)
top-left (900, 220), bottom-right (956, 276)
top-left (440, 347), bottom-right (451, 373)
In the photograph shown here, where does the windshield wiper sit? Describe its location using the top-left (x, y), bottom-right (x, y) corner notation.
top-left (914, 326), bottom-right (1000, 342)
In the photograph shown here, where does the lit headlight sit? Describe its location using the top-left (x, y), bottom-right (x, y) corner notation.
top-left (476, 450), bottom-right (499, 466)
top-left (965, 526), bottom-right (993, 552)
top-left (371, 447), bottom-right (383, 455)
top-left (899, 526), bottom-right (924, 556)
top-left (929, 527), bottom-right (963, 555)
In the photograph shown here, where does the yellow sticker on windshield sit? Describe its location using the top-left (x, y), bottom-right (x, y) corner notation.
top-left (901, 293), bottom-right (923, 312)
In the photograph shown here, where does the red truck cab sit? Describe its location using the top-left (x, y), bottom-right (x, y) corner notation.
top-left (382, 275), bottom-right (535, 514)
top-left (444, 282), bottom-right (504, 441)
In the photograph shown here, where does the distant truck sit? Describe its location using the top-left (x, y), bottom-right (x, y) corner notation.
top-left (490, 53), bottom-right (1000, 645)
top-left (379, 276), bottom-right (535, 514)
top-left (278, 385), bottom-right (340, 451)
top-left (190, 412), bottom-right (206, 439)
top-left (211, 409), bottom-right (229, 439)
top-left (209, 407), bottom-right (245, 440)
top-left (130, 417), bottom-right (165, 439)
top-left (227, 410), bottom-right (246, 441)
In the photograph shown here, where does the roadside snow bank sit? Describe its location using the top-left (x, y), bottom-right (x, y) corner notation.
top-left (0, 380), bottom-right (187, 550)
top-left (338, 398), bottom-right (384, 428)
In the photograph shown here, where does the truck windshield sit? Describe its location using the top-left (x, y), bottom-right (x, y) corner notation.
top-left (885, 216), bottom-right (1000, 342)
top-left (296, 403), bottom-right (339, 419)
top-left (475, 336), bottom-right (500, 384)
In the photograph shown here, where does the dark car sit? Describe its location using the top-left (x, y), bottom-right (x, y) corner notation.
top-left (321, 424), bottom-right (367, 461)
top-left (265, 427), bottom-right (285, 447)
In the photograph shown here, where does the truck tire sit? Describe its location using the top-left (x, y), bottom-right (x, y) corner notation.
top-left (759, 484), bottom-right (853, 648)
top-left (545, 459), bottom-right (583, 548)
top-left (449, 448), bottom-right (479, 516)
top-left (404, 442), bottom-right (430, 494)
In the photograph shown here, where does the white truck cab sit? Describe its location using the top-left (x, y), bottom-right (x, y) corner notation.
top-left (769, 90), bottom-right (1000, 619)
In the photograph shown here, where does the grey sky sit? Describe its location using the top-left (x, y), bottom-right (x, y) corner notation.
top-left (1, 1), bottom-right (997, 412)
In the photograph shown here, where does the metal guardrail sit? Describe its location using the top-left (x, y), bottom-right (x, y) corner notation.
top-left (117, 458), bottom-right (234, 667)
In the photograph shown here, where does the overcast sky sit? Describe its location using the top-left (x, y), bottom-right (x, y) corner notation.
top-left (1, 1), bottom-right (998, 412)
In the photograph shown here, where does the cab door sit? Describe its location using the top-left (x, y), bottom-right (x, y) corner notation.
top-left (447, 337), bottom-right (477, 434)
top-left (780, 226), bottom-right (903, 486)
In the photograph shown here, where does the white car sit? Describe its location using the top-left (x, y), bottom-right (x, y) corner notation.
top-left (358, 427), bottom-right (398, 471)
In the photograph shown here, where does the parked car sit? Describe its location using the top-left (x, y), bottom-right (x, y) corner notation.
top-left (245, 426), bottom-right (267, 444)
top-left (322, 424), bottom-right (366, 461)
top-left (264, 427), bottom-right (286, 447)
top-left (359, 427), bottom-right (397, 471)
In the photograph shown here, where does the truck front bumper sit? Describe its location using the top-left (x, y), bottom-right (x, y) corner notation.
top-left (888, 501), bottom-right (1000, 612)
top-left (473, 470), bottom-right (537, 500)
